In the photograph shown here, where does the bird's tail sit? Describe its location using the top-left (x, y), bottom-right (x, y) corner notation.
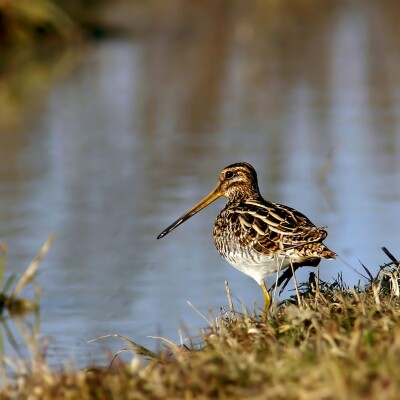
top-left (322, 246), bottom-right (337, 259)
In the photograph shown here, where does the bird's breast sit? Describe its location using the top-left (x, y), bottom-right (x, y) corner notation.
top-left (213, 210), bottom-right (290, 283)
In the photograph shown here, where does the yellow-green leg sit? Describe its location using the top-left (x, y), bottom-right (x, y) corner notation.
top-left (260, 280), bottom-right (271, 319)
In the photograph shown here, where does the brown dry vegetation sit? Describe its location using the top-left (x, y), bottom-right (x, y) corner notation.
top-left (1, 281), bottom-right (400, 400)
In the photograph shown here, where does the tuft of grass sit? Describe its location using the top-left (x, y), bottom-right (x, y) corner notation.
top-left (1, 293), bottom-right (399, 399)
top-left (1, 250), bottom-right (400, 399)
top-left (0, 235), bottom-right (54, 317)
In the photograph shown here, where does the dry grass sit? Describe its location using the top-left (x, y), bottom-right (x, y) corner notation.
top-left (1, 259), bottom-right (400, 400)
top-left (0, 236), bottom-right (54, 317)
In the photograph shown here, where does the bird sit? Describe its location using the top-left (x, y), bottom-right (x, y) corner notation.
top-left (157, 162), bottom-right (336, 317)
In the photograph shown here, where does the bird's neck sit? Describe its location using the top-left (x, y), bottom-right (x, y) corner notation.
top-left (227, 190), bottom-right (263, 204)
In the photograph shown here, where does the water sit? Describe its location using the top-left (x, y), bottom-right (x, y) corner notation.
top-left (0, 2), bottom-right (400, 367)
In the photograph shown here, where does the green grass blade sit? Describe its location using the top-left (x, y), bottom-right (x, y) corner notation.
top-left (2, 274), bottom-right (16, 295)
top-left (0, 243), bottom-right (7, 289)
top-left (88, 334), bottom-right (160, 360)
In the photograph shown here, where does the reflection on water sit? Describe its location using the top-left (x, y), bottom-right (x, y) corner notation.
top-left (0, 1), bottom-right (400, 366)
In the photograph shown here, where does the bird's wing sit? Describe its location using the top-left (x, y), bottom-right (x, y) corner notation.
top-left (230, 199), bottom-right (328, 251)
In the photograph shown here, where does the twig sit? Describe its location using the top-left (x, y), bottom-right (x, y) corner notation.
top-left (225, 281), bottom-right (236, 320)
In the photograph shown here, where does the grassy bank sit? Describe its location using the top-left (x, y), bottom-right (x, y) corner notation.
top-left (1, 271), bottom-right (400, 399)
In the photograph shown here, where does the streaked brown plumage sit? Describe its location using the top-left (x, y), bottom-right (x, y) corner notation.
top-left (157, 162), bottom-right (336, 316)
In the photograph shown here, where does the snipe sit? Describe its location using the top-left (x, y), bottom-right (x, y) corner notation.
top-left (157, 162), bottom-right (336, 317)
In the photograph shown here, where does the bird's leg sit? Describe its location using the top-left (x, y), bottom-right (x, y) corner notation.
top-left (290, 258), bottom-right (302, 308)
top-left (272, 255), bottom-right (285, 307)
top-left (260, 280), bottom-right (271, 319)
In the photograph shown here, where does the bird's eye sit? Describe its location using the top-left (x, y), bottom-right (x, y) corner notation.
top-left (225, 171), bottom-right (234, 179)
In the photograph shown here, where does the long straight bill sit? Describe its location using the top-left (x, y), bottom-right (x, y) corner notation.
top-left (157, 185), bottom-right (222, 239)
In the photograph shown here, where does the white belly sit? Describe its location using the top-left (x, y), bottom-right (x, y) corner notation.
top-left (225, 251), bottom-right (291, 285)
top-left (213, 211), bottom-right (304, 285)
